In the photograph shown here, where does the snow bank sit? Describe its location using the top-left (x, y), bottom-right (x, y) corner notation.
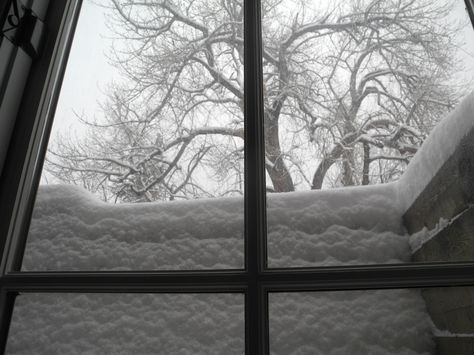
top-left (398, 91), bottom-right (474, 211)
top-left (9, 183), bottom-right (438, 354)
top-left (6, 289), bottom-right (436, 355)
top-left (270, 291), bottom-right (435, 355)
top-left (267, 183), bottom-right (409, 267)
top-left (7, 293), bottom-right (245, 355)
top-left (22, 185), bottom-right (244, 270)
top-left (23, 183), bottom-right (409, 270)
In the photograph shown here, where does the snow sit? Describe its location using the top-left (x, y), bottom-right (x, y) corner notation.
top-left (434, 329), bottom-right (474, 338)
top-left (409, 218), bottom-right (450, 254)
top-left (12, 92), bottom-right (474, 353)
top-left (6, 289), bottom-right (437, 355)
top-left (22, 185), bottom-right (244, 271)
top-left (270, 291), bottom-right (435, 355)
top-left (398, 91), bottom-right (474, 211)
top-left (22, 183), bottom-right (409, 271)
top-left (409, 203), bottom-right (474, 253)
top-left (7, 293), bottom-right (245, 355)
top-left (267, 183), bottom-right (409, 267)
top-left (9, 182), bottom-right (439, 354)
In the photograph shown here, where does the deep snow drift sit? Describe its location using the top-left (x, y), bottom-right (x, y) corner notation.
top-left (7, 289), bottom-right (435, 355)
top-left (22, 184), bottom-right (244, 271)
top-left (267, 183), bottom-right (409, 267)
top-left (8, 182), bottom-right (437, 354)
top-left (22, 183), bottom-right (409, 271)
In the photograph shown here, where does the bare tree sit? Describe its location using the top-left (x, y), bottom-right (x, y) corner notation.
top-left (46, 0), bottom-right (470, 202)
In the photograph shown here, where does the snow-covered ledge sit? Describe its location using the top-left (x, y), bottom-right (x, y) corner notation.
top-left (400, 91), bottom-right (474, 233)
top-left (399, 91), bottom-right (474, 355)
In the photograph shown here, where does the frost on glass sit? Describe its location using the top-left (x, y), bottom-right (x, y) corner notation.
top-left (24, 0), bottom-right (244, 270)
top-left (263, 0), bottom-right (474, 267)
top-left (270, 288), bottom-right (474, 355)
top-left (6, 293), bottom-right (244, 355)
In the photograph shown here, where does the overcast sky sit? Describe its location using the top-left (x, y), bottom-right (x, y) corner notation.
top-left (51, 1), bottom-right (118, 137)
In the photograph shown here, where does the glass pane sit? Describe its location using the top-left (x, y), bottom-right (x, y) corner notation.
top-left (6, 293), bottom-right (244, 354)
top-left (23, 0), bottom-right (244, 270)
top-left (270, 287), bottom-right (474, 354)
top-left (263, 0), bottom-right (474, 267)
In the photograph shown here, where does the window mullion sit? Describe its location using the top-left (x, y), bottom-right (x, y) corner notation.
top-left (0, 290), bottom-right (15, 354)
top-left (244, 0), bottom-right (267, 353)
top-left (262, 263), bottom-right (474, 291)
top-left (1, 271), bottom-right (248, 293)
top-left (466, 0), bottom-right (474, 29)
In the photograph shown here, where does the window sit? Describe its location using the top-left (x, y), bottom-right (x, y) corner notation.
top-left (1, 0), bottom-right (474, 353)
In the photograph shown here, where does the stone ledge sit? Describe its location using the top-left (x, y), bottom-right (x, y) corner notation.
top-left (412, 206), bottom-right (474, 262)
top-left (403, 130), bottom-right (474, 234)
top-left (421, 287), bottom-right (474, 333)
top-left (436, 336), bottom-right (474, 355)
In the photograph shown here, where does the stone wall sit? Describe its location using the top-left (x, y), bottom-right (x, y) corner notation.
top-left (401, 92), bottom-right (474, 354)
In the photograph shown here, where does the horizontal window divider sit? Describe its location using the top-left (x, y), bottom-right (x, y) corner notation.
top-left (261, 263), bottom-right (474, 291)
top-left (0, 270), bottom-right (248, 293)
top-left (4, 262), bottom-right (474, 293)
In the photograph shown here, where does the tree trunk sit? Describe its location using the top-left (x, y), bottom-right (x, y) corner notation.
top-left (264, 114), bottom-right (294, 192)
top-left (311, 132), bottom-right (358, 189)
top-left (362, 143), bottom-right (370, 185)
top-left (311, 155), bottom-right (337, 189)
top-left (342, 149), bottom-right (355, 186)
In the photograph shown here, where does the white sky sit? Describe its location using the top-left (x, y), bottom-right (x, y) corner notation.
top-left (51, 1), bottom-right (118, 136)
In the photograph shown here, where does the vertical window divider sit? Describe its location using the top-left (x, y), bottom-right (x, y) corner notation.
top-left (466, 0), bottom-right (474, 29)
top-left (244, 0), bottom-right (268, 353)
top-left (0, 290), bottom-right (15, 353)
